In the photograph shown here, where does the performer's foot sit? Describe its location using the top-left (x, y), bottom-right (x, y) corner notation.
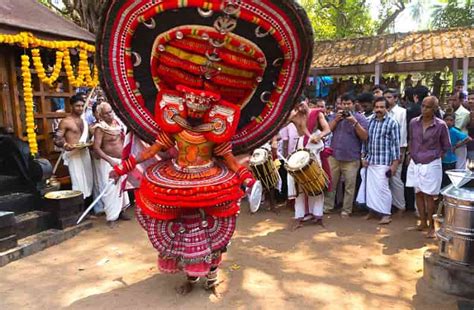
top-left (176, 281), bottom-right (194, 295)
top-left (311, 218), bottom-right (324, 227)
top-left (415, 224), bottom-right (428, 231)
top-left (426, 229), bottom-right (436, 239)
top-left (378, 216), bottom-right (392, 225)
top-left (119, 211), bottom-right (131, 221)
top-left (365, 212), bottom-right (374, 220)
top-left (291, 219), bottom-right (304, 231)
top-left (107, 220), bottom-right (118, 228)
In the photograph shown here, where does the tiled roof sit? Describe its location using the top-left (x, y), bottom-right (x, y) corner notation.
top-left (0, 0), bottom-right (95, 42)
top-left (312, 27), bottom-right (474, 69)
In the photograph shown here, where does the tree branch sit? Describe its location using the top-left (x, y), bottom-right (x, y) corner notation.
top-left (376, 0), bottom-right (406, 34)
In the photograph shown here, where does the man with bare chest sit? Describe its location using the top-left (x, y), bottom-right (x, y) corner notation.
top-left (54, 95), bottom-right (93, 198)
top-left (93, 102), bottom-right (130, 224)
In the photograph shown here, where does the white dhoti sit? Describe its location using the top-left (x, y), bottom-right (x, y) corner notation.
top-left (63, 117), bottom-right (93, 198)
top-left (96, 157), bottom-right (130, 221)
top-left (288, 136), bottom-right (324, 219)
top-left (91, 157), bottom-right (105, 213)
top-left (357, 166), bottom-right (392, 215)
top-left (63, 149), bottom-right (93, 198)
top-left (406, 159), bottom-right (442, 196)
top-left (455, 145), bottom-right (467, 169)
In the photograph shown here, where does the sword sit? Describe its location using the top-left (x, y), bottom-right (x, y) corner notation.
top-left (76, 179), bottom-right (114, 224)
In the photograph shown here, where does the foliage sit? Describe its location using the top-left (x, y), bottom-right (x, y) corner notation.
top-left (38, 0), bottom-right (105, 33)
top-left (431, 0), bottom-right (474, 29)
top-left (300, 0), bottom-right (376, 40)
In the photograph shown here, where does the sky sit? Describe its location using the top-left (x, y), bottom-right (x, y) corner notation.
top-left (369, 0), bottom-right (435, 33)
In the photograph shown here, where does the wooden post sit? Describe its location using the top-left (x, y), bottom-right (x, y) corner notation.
top-left (375, 63), bottom-right (381, 85)
top-left (452, 58), bottom-right (458, 87)
top-left (462, 57), bottom-right (469, 92)
top-left (313, 72), bottom-right (318, 98)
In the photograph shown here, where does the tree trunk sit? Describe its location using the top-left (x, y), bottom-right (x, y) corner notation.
top-left (376, 1), bottom-right (406, 34)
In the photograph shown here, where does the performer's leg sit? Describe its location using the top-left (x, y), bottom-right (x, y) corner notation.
top-left (425, 195), bottom-right (436, 238)
top-left (176, 275), bottom-right (200, 295)
top-left (309, 194), bottom-right (324, 226)
top-left (291, 194), bottom-right (305, 230)
top-left (415, 191), bottom-right (428, 230)
top-left (205, 266), bottom-right (220, 296)
top-left (324, 157), bottom-right (340, 213)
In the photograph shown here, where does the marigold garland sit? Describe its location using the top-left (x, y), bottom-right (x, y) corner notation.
top-left (0, 32), bottom-right (99, 155)
top-left (21, 54), bottom-right (38, 156)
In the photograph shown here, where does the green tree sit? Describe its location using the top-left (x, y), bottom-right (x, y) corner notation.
top-left (38, 0), bottom-right (105, 33)
top-left (431, 0), bottom-right (474, 29)
top-left (300, 0), bottom-right (376, 39)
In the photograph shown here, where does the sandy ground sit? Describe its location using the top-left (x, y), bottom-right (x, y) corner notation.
top-left (0, 205), bottom-right (465, 310)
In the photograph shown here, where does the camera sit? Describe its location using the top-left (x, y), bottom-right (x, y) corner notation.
top-left (341, 110), bottom-right (352, 118)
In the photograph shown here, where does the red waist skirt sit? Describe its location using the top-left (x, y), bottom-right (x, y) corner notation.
top-left (136, 159), bottom-right (244, 220)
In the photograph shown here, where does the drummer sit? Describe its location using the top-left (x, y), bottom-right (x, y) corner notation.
top-left (288, 97), bottom-right (331, 230)
top-left (251, 135), bottom-right (283, 212)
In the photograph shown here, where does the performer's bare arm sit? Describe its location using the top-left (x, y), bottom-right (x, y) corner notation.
top-left (310, 112), bottom-right (331, 144)
top-left (136, 142), bottom-right (165, 163)
top-left (54, 119), bottom-right (74, 151)
top-left (222, 153), bottom-right (253, 186)
top-left (109, 141), bottom-right (166, 182)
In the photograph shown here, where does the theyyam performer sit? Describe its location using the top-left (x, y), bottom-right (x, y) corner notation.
top-left (97, 0), bottom-right (314, 294)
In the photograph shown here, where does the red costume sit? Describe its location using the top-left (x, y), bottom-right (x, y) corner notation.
top-left (97, 0), bottom-right (314, 290)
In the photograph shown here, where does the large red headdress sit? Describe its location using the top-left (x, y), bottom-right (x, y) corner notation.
top-left (97, 0), bottom-right (314, 154)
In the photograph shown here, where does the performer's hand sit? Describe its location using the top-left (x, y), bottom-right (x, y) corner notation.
top-left (362, 160), bottom-right (368, 168)
top-left (109, 170), bottom-right (120, 183)
top-left (310, 134), bottom-right (321, 144)
top-left (243, 177), bottom-right (256, 188)
top-left (64, 143), bottom-right (74, 151)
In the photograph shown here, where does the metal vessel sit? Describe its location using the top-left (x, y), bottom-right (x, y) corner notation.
top-left (437, 170), bottom-right (474, 265)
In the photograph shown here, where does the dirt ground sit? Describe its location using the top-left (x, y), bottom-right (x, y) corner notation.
top-left (0, 205), bottom-right (466, 310)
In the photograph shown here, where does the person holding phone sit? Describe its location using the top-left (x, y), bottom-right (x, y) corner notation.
top-left (357, 97), bottom-right (400, 225)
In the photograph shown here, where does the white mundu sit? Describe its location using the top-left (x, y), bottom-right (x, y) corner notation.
top-left (406, 159), bottom-right (443, 195)
top-left (63, 117), bottom-right (93, 198)
top-left (95, 157), bottom-right (130, 221)
top-left (357, 166), bottom-right (392, 215)
top-left (287, 134), bottom-right (324, 219)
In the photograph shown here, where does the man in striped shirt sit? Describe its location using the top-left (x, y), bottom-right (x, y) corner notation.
top-left (357, 97), bottom-right (401, 224)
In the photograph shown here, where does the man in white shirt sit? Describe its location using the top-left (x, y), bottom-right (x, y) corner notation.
top-left (450, 92), bottom-right (470, 169)
top-left (384, 89), bottom-right (407, 211)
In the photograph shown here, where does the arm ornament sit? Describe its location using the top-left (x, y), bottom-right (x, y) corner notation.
top-left (113, 156), bottom-right (137, 176)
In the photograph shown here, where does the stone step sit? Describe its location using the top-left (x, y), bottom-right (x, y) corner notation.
top-left (15, 211), bottom-right (53, 239)
top-left (0, 221), bottom-right (92, 267)
top-left (0, 175), bottom-right (29, 195)
top-left (0, 192), bottom-right (38, 215)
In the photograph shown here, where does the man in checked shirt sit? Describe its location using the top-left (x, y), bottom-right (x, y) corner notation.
top-left (357, 97), bottom-right (401, 225)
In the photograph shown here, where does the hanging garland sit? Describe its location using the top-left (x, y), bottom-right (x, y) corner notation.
top-left (0, 32), bottom-right (99, 156)
top-left (21, 55), bottom-right (38, 156)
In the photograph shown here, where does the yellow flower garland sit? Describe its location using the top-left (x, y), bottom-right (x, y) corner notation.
top-left (0, 32), bottom-right (99, 156)
top-left (21, 55), bottom-right (38, 156)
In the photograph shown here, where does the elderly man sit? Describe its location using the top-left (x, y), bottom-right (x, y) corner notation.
top-left (383, 89), bottom-right (407, 211)
top-left (324, 93), bottom-right (368, 217)
top-left (54, 94), bottom-right (93, 199)
top-left (357, 97), bottom-right (400, 224)
top-left (93, 102), bottom-right (130, 225)
top-left (406, 96), bottom-right (451, 238)
top-left (450, 92), bottom-right (470, 169)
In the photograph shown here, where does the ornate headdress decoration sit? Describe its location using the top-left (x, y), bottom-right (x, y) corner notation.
top-left (97, 0), bottom-right (314, 154)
